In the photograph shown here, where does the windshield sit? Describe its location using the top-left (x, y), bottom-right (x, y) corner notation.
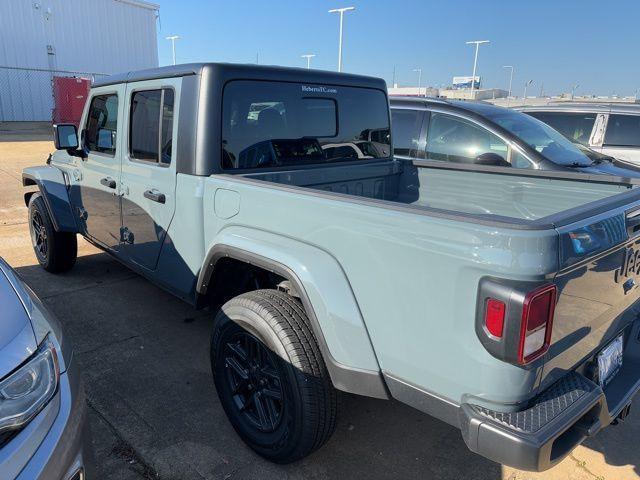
top-left (476, 108), bottom-right (593, 167)
top-left (222, 80), bottom-right (391, 170)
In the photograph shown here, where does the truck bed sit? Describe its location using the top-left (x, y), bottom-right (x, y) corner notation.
top-left (209, 160), bottom-right (640, 410)
top-left (241, 159), bottom-right (635, 225)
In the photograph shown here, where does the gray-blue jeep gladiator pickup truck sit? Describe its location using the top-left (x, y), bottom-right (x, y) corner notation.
top-left (22, 63), bottom-right (640, 470)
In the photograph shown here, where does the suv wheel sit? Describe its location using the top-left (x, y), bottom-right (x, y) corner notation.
top-left (28, 194), bottom-right (77, 273)
top-left (211, 289), bottom-right (337, 463)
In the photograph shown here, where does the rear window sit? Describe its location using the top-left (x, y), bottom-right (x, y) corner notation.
top-left (604, 114), bottom-right (640, 147)
top-left (526, 111), bottom-right (596, 146)
top-left (222, 80), bottom-right (391, 170)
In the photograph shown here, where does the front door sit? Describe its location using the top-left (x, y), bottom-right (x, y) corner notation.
top-left (119, 78), bottom-right (179, 271)
top-left (74, 86), bottom-right (125, 251)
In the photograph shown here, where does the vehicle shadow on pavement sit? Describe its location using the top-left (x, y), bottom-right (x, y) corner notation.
top-left (10, 252), bottom-right (502, 479)
top-left (581, 398), bottom-right (640, 477)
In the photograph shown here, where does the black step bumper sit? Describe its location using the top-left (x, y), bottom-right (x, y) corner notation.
top-left (460, 358), bottom-right (640, 471)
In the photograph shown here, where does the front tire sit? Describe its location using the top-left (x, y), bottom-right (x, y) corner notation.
top-left (28, 194), bottom-right (77, 273)
top-left (211, 289), bottom-right (337, 463)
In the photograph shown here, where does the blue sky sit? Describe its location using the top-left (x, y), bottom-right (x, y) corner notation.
top-left (154, 0), bottom-right (640, 96)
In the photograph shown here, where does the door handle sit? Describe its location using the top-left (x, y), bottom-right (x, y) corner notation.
top-left (100, 177), bottom-right (116, 189)
top-left (144, 189), bottom-right (166, 204)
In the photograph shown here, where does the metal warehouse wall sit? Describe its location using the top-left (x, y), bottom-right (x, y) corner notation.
top-left (0, 0), bottom-right (159, 121)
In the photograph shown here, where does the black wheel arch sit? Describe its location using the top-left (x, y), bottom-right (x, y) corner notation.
top-left (197, 244), bottom-right (390, 400)
top-left (23, 170), bottom-right (78, 233)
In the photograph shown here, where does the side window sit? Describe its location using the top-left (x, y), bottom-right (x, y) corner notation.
top-left (426, 113), bottom-right (508, 165)
top-left (604, 114), bottom-right (640, 147)
top-left (391, 109), bottom-right (423, 157)
top-left (511, 150), bottom-right (534, 169)
top-left (161, 89), bottom-right (174, 164)
top-left (129, 88), bottom-right (175, 165)
top-left (527, 112), bottom-right (596, 146)
top-left (85, 94), bottom-right (118, 155)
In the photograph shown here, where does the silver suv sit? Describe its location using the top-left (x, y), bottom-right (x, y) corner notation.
top-left (0, 257), bottom-right (93, 479)
top-left (389, 97), bottom-right (640, 176)
top-left (518, 103), bottom-right (640, 165)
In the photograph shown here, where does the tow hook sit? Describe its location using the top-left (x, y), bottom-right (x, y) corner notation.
top-left (613, 404), bottom-right (632, 424)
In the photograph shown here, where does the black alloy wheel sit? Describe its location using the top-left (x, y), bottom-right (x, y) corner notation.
top-left (30, 209), bottom-right (48, 261)
top-left (223, 330), bottom-right (284, 433)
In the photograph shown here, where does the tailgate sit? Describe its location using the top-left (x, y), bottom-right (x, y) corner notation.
top-left (543, 205), bottom-right (640, 385)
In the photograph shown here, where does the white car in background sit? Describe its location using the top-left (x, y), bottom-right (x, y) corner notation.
top-left (518, 103), bottom-right (640, 165)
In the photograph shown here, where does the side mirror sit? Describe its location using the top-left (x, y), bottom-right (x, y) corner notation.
top-left (53, 124), bottom-right (79, 150)
top-left (475, 152), bottom-right (511, 167)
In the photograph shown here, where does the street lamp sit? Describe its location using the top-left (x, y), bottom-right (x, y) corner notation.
top-left (465, 40), bottom-right (489, 90)
top-left (165, 35), bottom-right (180, 65)
top-left (571, 83), bottom-right (579, 100)
top-left (413, 68), bottom-right (423, 96)
top-left (328, 7), bottom-right (355, 72)
top-left (523, 80), bottom-right (534, 105)
top-left (502, 65), bottom-right (514, 97)
top-left (301, 54), bottom-right (316, 69)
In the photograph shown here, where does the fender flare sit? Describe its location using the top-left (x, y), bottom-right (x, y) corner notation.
top-left (22, 166), bottom-right (78, 233)
top-left (197, 235), bottom-right (389, 400)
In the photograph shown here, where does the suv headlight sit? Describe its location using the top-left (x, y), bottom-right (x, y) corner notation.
top-left (0, 336), bottom-right (59, 436)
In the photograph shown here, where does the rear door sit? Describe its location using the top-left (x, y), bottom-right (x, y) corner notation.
top-left (119, 78), bottom-right (179, 271)
top-left (74, 86), bottom-right (125, 251)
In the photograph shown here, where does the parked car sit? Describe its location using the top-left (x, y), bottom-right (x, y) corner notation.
top-left (390, 97), bottom-right (640, 176)
top-left (518, 103), bottom-right (640, 165)
top-left (0, 257), bottom-right (92, 479)
top-left (23, 63), bottom-right (640, 471)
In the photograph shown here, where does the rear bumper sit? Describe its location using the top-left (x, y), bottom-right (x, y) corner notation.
top-left (460, 331), bottom-right (640, 472)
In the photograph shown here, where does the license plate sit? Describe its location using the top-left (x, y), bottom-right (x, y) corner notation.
top-left (598, 334), bottom-right (624, 386)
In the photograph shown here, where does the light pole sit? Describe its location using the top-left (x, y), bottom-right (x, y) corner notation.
top-left (413, 68), bottom-right (423, 96)
top-left (166, 35), bottom-right (180, 65)
top-left (465, 40), bottom-right (489, 90)
top-left (301, 54), bottom-right (316, 69)
top-left (523, 80), bottom-right (533, 105)
top-left (502, 65), bottom-right (514, 97)
top-left (571, 83), bottom-right (579, 100)
top-left (329, 7), bottom-right (355, 72)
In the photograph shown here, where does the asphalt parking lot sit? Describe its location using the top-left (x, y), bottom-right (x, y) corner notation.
top-left (1, 123), bottom-right (639, 480)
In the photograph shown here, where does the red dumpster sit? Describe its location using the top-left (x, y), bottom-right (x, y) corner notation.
top-left (52, 76), bottom-right (91, 127)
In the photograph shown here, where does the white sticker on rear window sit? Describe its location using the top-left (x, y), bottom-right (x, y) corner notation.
top-left (301, 85), bottom-right (337, 94)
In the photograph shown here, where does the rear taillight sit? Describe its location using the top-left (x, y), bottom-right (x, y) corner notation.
top-left (484, 298), bottom-right (505, 338)
top-left (518, 284), bottom-right (557, 364)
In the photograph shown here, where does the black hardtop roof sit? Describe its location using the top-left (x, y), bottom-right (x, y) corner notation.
top-left (92, 62), bottom-right (387, 90)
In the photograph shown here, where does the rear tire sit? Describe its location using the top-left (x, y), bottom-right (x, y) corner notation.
top-left (211, 289), bottom-right (337, 463)
top-left (28, 194), bottom-right (77, 273)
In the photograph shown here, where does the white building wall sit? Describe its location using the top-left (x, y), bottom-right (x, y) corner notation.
top-left (0, 0), bottom-right (159, 121)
